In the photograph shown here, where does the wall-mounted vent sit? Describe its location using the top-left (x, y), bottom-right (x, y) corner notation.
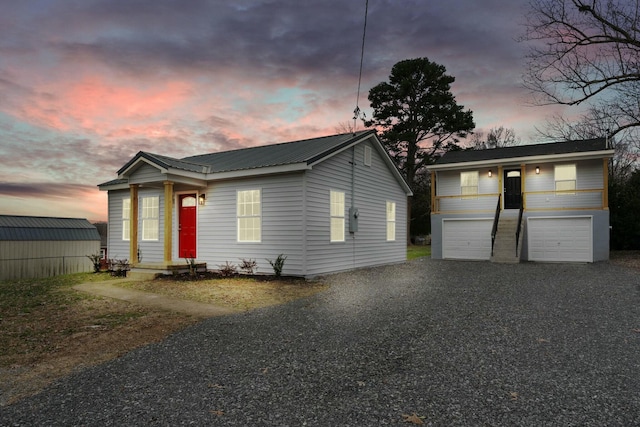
top-left (364, 146), bottom-right (372, 166)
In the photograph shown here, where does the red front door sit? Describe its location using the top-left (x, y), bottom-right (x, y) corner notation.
top-left (179, 194), bottom-right (197, 259)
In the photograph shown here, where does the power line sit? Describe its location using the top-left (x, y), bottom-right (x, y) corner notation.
top-left (353, 0), bottom-right (369, 133)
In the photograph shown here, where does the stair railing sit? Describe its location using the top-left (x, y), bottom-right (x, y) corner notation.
top-left (491, 194), bottom-right (501, 256)
top-left (515, 195), bottom-right (524, 257)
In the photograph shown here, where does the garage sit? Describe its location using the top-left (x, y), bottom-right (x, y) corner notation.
top-left (527, 216), bottom-right (593, 262)
top-left (442, 219), bottom-right (492, 260)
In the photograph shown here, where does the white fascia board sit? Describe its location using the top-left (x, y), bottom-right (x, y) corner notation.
top-left (205, 163), bottom-right (311, 181)
top-left (428, 149), bottom-right (615, 171)
top-left (98, 183), bottom-right (129, 191)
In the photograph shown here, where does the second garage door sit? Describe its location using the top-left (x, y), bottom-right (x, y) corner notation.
top-left (527, 216), bottom-right (593, 262)
top-left (442, 219), bottom-right (492, 260)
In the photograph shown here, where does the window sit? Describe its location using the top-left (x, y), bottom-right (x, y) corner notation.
top-left (122, 198), bottom-right (130, 241)
top-left (141, 196), bottom-right (159, 241)
top-left (386, 201), bottom-right (396, 241)
top-left (364, 146), bottom-right (372, 166)
top-left (330, 190), bottom-right (345, 242)
top-left (555, 164), bottom-right (576, 195)
top-left (237, 189), bottom-right (261, 242)
top-left (461, 171), bottom-right (479, 198)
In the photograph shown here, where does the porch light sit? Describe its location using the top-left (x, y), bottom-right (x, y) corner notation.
top-left (535, 166), bottom-right (540, 174)
top-left (198, 194), bottom-right (206, 206)
top-left (488, 170), bottom-right (492, 178)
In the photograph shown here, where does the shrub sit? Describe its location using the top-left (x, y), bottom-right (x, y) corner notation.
top-left (86, 253), bottom-right (102, 273)
top-left (238, 258), bottom-right (258, 275)
top-left (267, 254), bottom-right (287, 278)
top-left (218, 261), bottom-right (237, 277)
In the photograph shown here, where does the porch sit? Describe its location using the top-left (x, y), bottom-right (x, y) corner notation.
top-left (127, 261), bottom-right (207, 280)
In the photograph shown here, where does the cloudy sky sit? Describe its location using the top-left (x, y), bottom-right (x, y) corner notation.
top-left (0, 0), bottom-right (573, 222)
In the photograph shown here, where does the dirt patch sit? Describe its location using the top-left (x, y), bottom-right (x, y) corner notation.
top-left (120, 275), bottom-right (326, 311)
top-left (610, 250), bottom-right (640, 271)
top-left (0, 275), bottom-right (326, 407)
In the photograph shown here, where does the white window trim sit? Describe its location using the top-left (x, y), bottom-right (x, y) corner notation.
top-left (386, 201), bottom-right (396, 241)
top-left (330, 190), bottom-right (345, 242)
top-left (237, 189), bottom-right (262, 243)
top-left (122, 197), bottom-right (130, 241)
top-left (461, 171), bottom-right (479, 199)
top-left (141, 196), bottom-right (159, 241)
top-left (555, 164), bottom-right (577, 195)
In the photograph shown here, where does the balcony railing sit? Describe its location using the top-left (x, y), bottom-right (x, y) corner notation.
top-left (433, 188), bottom-right (606, 214)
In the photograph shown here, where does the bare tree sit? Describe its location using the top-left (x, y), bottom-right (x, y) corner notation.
top-left (469, 126), bottom-right (520, 150)
top-left (538, 107), bottom-right (639, 181)
top-left (521, 0), bottom-right (640, 137)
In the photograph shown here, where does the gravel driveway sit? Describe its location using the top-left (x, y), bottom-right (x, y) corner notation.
top-left (2, 258), bottom-right (639, 426)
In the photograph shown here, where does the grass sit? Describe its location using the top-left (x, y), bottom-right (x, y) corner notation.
top-left (118, 276), bottom-right (327, 311)
top-left (407, 245), bottom-right (431, 260)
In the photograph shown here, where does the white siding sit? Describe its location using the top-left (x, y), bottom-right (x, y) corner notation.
top-left (129, 163), bottom-right (165, 185)
top-left (304, 140), bottom-right (407, 277)
top-left (107, 190), bottom-right (130, 261)
top-left (525, 159), bottom-right (604, 210)
top-left (0, 240), bottom-right (99, 280)
top-left (436, 170), bottom-right (499, 212)
top-left (197, 174), bottom-right (305, 276)
top-left (107, 188), bottom-right (164, 263)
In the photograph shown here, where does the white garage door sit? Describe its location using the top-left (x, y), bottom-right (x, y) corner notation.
top-left (442, 219), bottom-right (492, 260)
top-left (527, 216), bottom-right (593, 262)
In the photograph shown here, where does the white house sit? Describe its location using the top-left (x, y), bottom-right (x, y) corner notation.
top-left (98, 130), bottom-right (412, 278)
top-left (428, 138), bottom-right (614, 263)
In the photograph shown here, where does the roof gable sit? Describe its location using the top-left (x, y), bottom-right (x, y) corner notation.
top-left (100, 130), bottom-right (412, 195)
top-left (0, 215), bottom-right (101, 241)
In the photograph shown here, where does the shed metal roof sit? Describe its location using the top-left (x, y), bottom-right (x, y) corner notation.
top-left (0, 215), bottom-right (101, 241)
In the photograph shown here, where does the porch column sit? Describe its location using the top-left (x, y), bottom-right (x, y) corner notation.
top-left (521, 163), bottom-right (526, 209)
top-left (603, 158), bottom-right (609, 209)
top-left (129, 184), bottom-right (139, 266)
top-left (163, 181), bottom-right (174, 262)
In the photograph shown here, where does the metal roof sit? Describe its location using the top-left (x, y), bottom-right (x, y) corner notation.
top-left (434, 138), bottom-right (610, 165)
top-left (114, 130), bottom-right (374, 177)
top-left (0, 215), bottom-right (101, 241)
top-left (184, 131), bottom-right (374, 172)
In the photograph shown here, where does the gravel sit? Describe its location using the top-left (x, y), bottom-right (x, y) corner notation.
top-left (2, 258), bottom-right (639, 426)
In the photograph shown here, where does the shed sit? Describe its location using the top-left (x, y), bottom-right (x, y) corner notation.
top-left (0, 215), bottom-right (101, 280)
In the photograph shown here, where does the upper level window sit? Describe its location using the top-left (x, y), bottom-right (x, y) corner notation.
top-left (555, 164), bottom-right (576, 195)
top-left (237, 189), bottom-right (261, 242)
top-left (460, 171), bottom-right (479, 198)
top-left (386, 201), bottom-right (396, 241)
top-left (141, 196), bottom-right (159, 241)
top-left (330, 190), bottom-right (345, 242)
top-left (122, 197), bottom-right (130, 241)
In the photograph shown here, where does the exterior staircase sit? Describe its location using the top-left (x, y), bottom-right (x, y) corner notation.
top-left (491, 210), bottom-right (523, 264)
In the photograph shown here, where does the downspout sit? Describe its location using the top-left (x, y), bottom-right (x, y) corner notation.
top-left (351, 146), bottom-right (356, 269)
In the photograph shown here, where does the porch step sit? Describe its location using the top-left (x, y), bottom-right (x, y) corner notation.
top-left (491, 213), bottom-right (524, 264)
top-left (127, 262), bottom-right (207, 280)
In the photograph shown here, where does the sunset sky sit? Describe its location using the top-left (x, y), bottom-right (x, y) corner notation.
top-left (0, 0), bottom-right (576, 222)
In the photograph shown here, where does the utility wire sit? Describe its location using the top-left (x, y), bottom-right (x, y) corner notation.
top-left (353, 0), bottom-right (369, 134)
